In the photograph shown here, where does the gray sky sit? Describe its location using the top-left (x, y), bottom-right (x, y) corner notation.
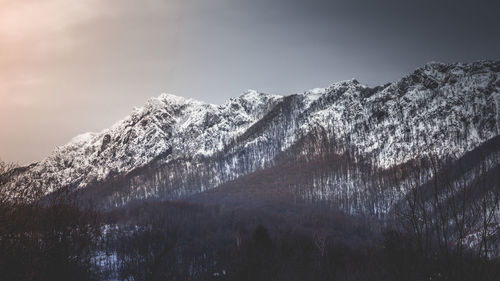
top-left (1, 0), bottom-right (499, 164)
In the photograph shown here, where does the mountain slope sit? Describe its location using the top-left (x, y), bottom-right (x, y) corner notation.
top-left (1, 60), bottom-right (499, 207)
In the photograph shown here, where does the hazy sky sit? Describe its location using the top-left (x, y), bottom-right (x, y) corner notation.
top-left (1, 0), bottom-right (499, 164)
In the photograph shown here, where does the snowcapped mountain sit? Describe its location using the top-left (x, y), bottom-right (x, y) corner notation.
top-left (1, 60), bottom-right (499, 207)
top-left (0, 90), bottom-right (281, 201)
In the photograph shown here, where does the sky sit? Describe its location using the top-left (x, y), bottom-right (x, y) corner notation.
top-left (1, 0), bottom-right (499, 164)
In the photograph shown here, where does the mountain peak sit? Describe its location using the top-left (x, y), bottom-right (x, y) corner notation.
top-left (327, 78), bottom-right (362, 89)
top-left (241, 89), bottom-right (260, 96)
top-left (238, 89), bottom-right (282, 103)
top-left (157, 93), bottom-right (190, 104)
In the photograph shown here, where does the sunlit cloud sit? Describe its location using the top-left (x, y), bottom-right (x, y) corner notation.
top-left (0, 0), bottom-right (101, 42)
top-left (0, 0), bottom-right (103, 109)
top-left (0, 0), bottom-right (183, 163)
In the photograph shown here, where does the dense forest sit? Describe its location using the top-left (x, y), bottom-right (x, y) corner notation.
top-left (1, 199), bottom-right (499, 281)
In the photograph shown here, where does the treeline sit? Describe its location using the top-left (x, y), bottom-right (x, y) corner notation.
top-left (0, 202), bottom-right (102, 280)
top-left (392, 149), bottom-right (500, 260)
top-left (101, 200), bottom-right (500, 281)
top-left (0, 198), bottom-right (499, 280)
top-left (108, 198), bottom-right (500, 281)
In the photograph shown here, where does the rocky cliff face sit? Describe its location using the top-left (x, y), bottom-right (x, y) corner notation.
top-left (1, 61), bottom-right (499, 208)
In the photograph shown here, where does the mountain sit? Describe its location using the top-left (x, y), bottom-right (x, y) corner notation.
top-left (1, 61), bottom-right (499, 213)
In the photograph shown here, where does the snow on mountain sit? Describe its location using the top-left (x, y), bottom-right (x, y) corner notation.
top-left (296, 61), bottom-right (499, 167)
top-left (0, 60), bottom-right (499, 204)
top-left (0, 91), bottom-right (281, 202)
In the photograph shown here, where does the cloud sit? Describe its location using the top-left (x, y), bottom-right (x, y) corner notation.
top-left (0, 0), bottom-right (105, 108)
top-left (0, 0), bottom-right (102, 42)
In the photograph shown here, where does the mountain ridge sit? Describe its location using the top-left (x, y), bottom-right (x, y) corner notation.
top-left (1, 60), bottom-right (499, 206)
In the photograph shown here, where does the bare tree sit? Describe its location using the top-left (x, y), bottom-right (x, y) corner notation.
top-left (312, 229), bottom-right (328, 257)
top-left (0, 158), bottom-right (17, 175)
top-left (471, 153), bottom-right (500, 259)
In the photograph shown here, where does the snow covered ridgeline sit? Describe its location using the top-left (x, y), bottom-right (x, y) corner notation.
top-left (0, 90), bottom-right (282, 202)
top-left (0, 60), bottom-right (499, 205)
